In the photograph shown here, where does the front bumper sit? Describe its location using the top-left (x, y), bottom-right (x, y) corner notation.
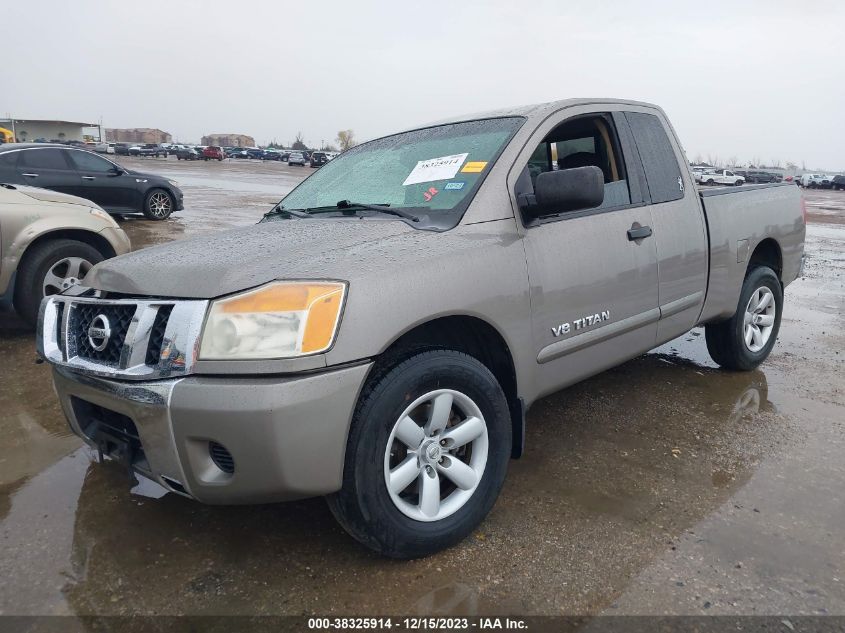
top-left (52, 362), bottom-right (372, 504)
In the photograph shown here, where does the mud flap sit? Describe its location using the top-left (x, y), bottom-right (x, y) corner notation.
top-left (510, 397), bottom-right (526, 459)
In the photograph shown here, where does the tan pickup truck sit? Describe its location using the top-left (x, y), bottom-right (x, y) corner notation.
top-left (38, 98), bottom-right (804, 558)
top-left (0, 183), bottom-right (130, 325)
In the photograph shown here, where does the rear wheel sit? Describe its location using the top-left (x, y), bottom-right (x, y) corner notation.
top-left (705, 266), bottom-right (782, 370)
top-left (14, 239), bottom-right (103, 327)
top-left (143, 188), bottom-right (174, 220)
top-left (327, 350), bottom-right (511, 558)
top-left (706, 178), bottom-right (715, 185)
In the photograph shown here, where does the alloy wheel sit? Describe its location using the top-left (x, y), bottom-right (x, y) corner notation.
top-left (384, 389), bottom-right (489, 522)
top-left (743, 286), bottom-right (776, 352)
top-left (42, 256), bottom-right (93, 296)
top-left (148, 192), bottom-right (172, 218)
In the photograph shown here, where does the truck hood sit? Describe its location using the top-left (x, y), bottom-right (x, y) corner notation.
top-left (85, 218), bottom-right (418, 298)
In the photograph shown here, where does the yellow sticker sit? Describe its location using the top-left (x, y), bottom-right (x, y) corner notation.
top-left (461, 161), bottom-right (488, 173)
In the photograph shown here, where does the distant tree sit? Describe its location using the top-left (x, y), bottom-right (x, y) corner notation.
top-left (693, 153), bottom-right (703, 164)
top-left (336, 129), bottom-right (357, 151)
top-left (321, 143), bottom-right (338, 152)
top-left (770, 158), bottom-right (782, 169)
top-left (727, 155), bottom-right (738, 167)
top-left (786, 161), bottom-right (798, 171)
top-left (292, 131), bottom-right (308, 150)
top-left (801, 160), bottom-right (806, 171)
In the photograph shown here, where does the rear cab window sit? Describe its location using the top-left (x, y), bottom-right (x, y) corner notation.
top-left (623, 112), bottom-right (685, 204)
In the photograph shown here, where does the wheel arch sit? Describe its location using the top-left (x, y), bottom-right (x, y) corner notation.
top-left (369, 314), bottom-right (525, 458)
top-left (18, 228), bottom-right (117, 266)
top-left (747, 237), bottom-right (783, 281)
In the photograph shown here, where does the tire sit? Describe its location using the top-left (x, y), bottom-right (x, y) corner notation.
top-left (327, 350), bottom-right (511, 558)
top-left (706, 179), bottom-right (715, 185)
top-left (13, 239), bottom-right (104, 327)
top-left (143, 188), bottom-right (174, 220)
top-left (705, 266), bottom-right (783, 371)
top-left (735, 180), bottom-right (744, 186)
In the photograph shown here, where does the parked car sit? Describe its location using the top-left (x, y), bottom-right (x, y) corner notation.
top-left (36, 98), bottom-right (805, 559)
top-left (691, 166), bottom-right (710, 183)
top-left (287, 151), bottom-right (306, 166)
top-left (138, 144), bottom-right (169, 158)
top-left (801, 173), bottom-right (832, 189)
top-left (114, 143), bottom-right (131, 156)
top-left (0, 144), bottom-right (184, 220)
top-left (94, 142), bottom-right (115, 154)
top-left (228, 148), bottom-right (249, 159)
top-left (176, 148), bottom-right (201, 161)
top-left (699, 169), bottom-right (744, 186)
top-left (744, 170), bottom-right (780, 184)
top-left (202, 146), bottom-right (225, 161)
top-left (831, 175), bottom-right (845, 191)
top-left (128, 145), bottom-right (142, 156)
top-left (262, 149), bottom-right (283, 161)
top-left (246, 148), bottom-right (265, 160)
top-left (309, 151), bottom-right (328, 168)
top-left (0, 182), bottom-right (130, 326)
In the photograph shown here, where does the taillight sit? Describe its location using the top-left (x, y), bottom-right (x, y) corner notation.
top-left (800, 196), bottom-right (807, 225)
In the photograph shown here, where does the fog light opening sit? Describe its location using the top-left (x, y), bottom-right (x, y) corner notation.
top-left (209, 441), bottom-right (235, 474)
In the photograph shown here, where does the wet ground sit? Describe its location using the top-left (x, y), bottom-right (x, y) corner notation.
top-left (0, 159), bottom-right (843, 616)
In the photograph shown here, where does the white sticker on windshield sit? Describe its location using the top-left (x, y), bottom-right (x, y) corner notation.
top-left (402, 153), bottom-right (469, 186)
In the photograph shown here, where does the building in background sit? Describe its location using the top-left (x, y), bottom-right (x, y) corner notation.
top-left (106, 128), bottom-right (172, 144)
top-left (202, 133), bottom-right (255, 147)
top-left (0, 118), bottom-right (101, 143)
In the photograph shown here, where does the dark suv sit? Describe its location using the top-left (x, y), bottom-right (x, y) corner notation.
top-left (832, 175), bottom-right (845, 191)
top-left (745, 170), bottom-right (781, 184)
top-left (309, 151), bottom-right (328, 168)
top-left (0, 144), bottom-right (184, 220)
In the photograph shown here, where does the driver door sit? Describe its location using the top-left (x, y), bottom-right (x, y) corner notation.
top-left (514, 109), bottom-right (660, 399)
top-left (66, 149), bottom-right (135, 211)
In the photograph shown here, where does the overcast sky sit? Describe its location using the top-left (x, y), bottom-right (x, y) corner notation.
top-left (3, 0), bottom-right (843, 169)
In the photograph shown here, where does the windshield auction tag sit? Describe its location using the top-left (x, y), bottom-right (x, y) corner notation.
top-left (403, 153), bottom-right (469, 186)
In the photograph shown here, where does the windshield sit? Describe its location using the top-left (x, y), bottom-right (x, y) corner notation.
top-left (278, 117), bottom-right (524, 219)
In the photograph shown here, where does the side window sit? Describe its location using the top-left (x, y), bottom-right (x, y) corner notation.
top-left (0, 152), bottom-right (18, 169)
top-left (624, 112), bottom-right (684, 203)
top-left (517, 113), bottom-right (631, 214)
top-left (19, 148), bottom-right (70, 170)
top-left (69, 150), bottom-right (115, 173)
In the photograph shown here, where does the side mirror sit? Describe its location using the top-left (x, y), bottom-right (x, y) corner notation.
top-left (522, 166), bottom-right (604, 219)
top-left (110, 166), bottom-right (124, 176)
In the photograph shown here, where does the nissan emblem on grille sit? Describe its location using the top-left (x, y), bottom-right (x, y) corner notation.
top-left (87, 314), bottom-right (112, 352)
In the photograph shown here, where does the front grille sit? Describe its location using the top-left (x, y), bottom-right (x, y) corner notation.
top-left (145, 305), bottom-right (173, 366)
top-left (209, 442), bottom-right (235, 474)
top-left (73, 303), bottom-right (136, 365)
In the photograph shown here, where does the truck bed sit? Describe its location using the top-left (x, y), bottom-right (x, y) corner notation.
top-left (698, 182), bottom-right (805, 323)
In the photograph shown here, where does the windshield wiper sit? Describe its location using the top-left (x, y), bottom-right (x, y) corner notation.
top-left (336, 200), bottom-right (419, 222)
top-left (263, 203), bottom-right (311, 219)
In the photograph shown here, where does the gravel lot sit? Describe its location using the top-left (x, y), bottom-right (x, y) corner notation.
top-left (0, 157), bottom-right (843, 616)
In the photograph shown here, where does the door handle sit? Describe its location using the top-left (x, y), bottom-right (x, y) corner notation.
top-left (627, 224), bottom-right (653, 241)
top-left (81, 176), bottom-right (96, 180)
top-left (22, 173), bottom-right (38, 177)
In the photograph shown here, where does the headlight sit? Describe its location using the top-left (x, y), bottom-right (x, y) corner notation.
top-left (199, 281), bottom-right (346, 360)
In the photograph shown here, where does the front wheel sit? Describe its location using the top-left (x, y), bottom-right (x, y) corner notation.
top-left (143, 188), bottom-right (174, 220)
top-left (14, 239), bottom-right (103, 327)
top-left (327, 350), bottom-right (511, 558)
top-left (705, 266), bottom-right (783, 371)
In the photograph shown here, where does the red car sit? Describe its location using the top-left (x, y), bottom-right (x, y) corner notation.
top-left (202, 146), bottom-right (224, 161)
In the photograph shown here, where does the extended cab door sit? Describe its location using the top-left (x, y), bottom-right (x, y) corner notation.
top-left (512, 108), bottom-right (660, 399)
top-left (623, 110), bottom-right (708, 342)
